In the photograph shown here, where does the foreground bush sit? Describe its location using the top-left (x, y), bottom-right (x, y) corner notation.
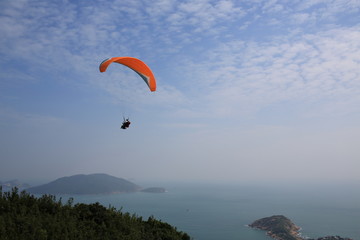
top-left (0, 187), bottom-right (191, 240)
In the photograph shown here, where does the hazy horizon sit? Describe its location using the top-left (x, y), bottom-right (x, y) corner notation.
top-left (1, 0), bottom-right (359, 185)
top-left (2, 172), bottom-right (360, 190)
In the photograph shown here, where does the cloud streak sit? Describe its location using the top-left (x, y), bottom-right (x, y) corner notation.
top-left (1, 0), bottom-right (359, 120)
top-left (176, 25), bottom-right (360, 121)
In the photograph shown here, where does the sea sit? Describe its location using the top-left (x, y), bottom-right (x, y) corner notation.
top-left (56, 182), bottom-right (359, 240)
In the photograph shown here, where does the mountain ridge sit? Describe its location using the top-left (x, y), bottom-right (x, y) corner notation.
top-left (26, 173), bottom-right (144, 194)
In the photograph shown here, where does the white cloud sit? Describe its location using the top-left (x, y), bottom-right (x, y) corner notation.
top-left (262, 0), bottom-right (284, 13)
top-left (176, 0), bottom-right (245, 32)
top-left (175, 25), bottom-right (360, 121)
top-left (291, 13), bottom-right (314, 24)
top-left (295, 0), bottom-right (360, 21)
top-left (1, 0), bottom-right (359, 121)
top-left (145, 0), bottom-right (176, 17)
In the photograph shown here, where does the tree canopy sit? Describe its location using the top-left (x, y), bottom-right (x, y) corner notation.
top-left (0, 187), bottom-right (190, 240)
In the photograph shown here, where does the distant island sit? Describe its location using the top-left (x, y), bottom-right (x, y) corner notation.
top-left (249, 215), bottom-right (353, 240)
top-left (249, 215), bottom-right (302, 240)
top-left (1, 179), bottom-right (30, 190)
top-left (25, 173), bottom-right (166, 195)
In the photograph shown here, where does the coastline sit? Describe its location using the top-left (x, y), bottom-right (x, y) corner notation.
top-left (249, 215), bottom-right (353, 240)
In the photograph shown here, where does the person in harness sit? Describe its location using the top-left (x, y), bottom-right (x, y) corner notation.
top-left (121, 118), bottom-right (131, 129)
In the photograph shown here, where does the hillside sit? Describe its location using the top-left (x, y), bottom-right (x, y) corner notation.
top-left (26, 173), bottom-right (142, 194)
top-left (0, 188), bottom-right (190, 240)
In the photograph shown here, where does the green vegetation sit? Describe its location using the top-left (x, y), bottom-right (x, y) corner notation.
top-left (0, 187), bottom-right (191, 240)
top-left (249, 215), bottom-right (301, 240)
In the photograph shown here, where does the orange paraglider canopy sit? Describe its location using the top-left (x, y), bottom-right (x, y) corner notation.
top-left (99, 57), bottom-right (156, 92)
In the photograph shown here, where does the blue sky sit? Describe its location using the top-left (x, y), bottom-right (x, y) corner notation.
top-left (1, 0), bottom-right (359, 185)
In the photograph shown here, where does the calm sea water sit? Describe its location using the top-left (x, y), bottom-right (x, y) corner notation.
top-left (61, 183), bottom-right (360, 240)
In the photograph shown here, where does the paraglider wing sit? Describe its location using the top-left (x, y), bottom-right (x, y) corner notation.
top-left (99, 57), bottom-right (156, 92)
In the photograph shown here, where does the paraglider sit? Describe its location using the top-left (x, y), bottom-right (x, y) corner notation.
top-left (99, 57), bottom-right (157, 129)
top-left (121, 118), bottom-right (131, 129)
top-left (99, 57), bottom-right (157, 92)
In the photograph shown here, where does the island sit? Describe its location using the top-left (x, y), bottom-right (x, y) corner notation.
top-left (249, 215), bottom-right (353, 240)
top-left (249, 215), bottom-right (302, 240)
top-left (25, 173), bottom-right (166, 195)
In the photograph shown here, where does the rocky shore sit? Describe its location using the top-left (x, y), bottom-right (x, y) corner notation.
top-left (249, 215), bottom-right (353, 240)
top-left (308, 237), bottom-right (353, 240)
top-left (249, 215), bottom-right (302, 240)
